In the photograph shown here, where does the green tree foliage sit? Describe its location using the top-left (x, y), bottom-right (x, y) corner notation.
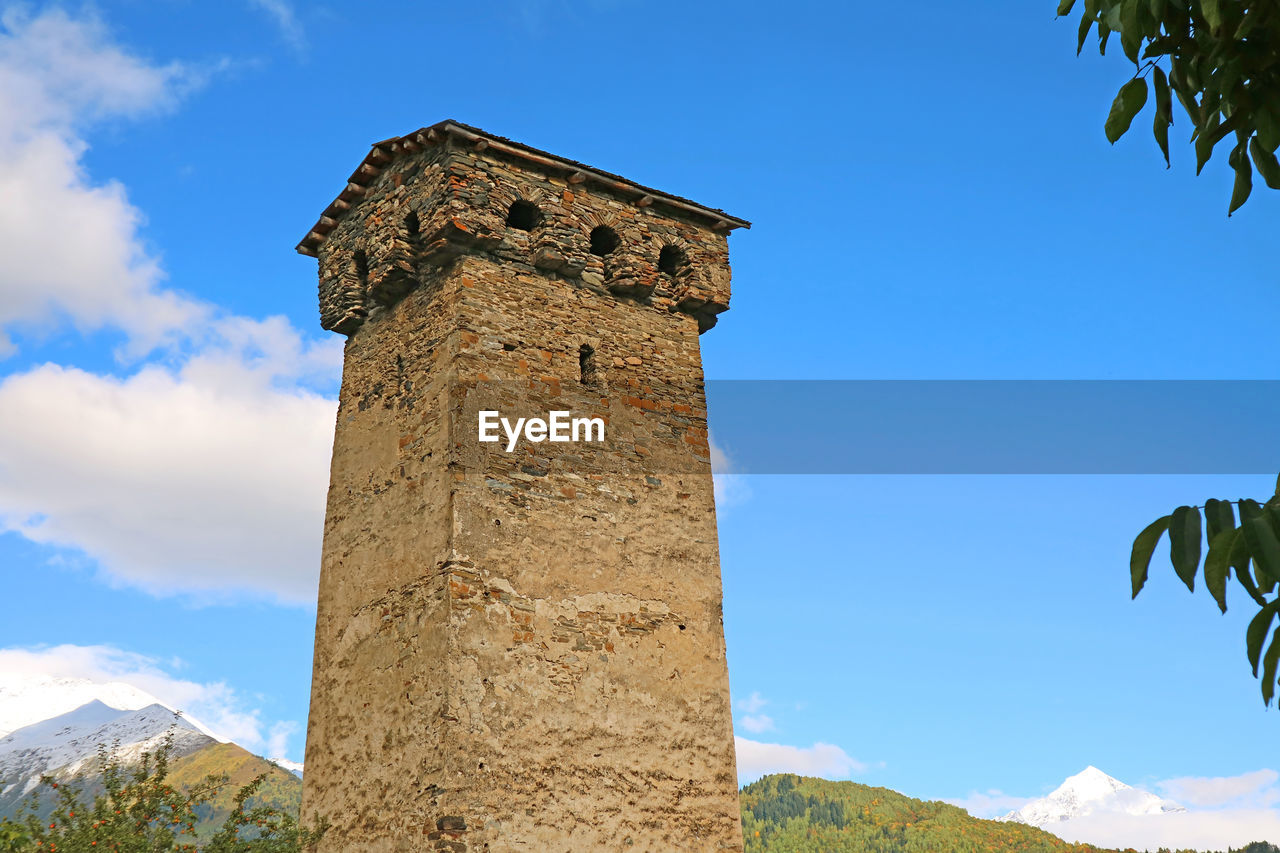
top-left (0, 821), bottom-right (28, 853)
top-left (1130, 479), bottom-right (1280, 708)
top-left (741, 774), bottom-right (1115, 853)
top-left (1059, 0), bottom-right (1280, 213)
top-left (164, 743), bottom-right (303, 838)
top-left (0, 734), bottom-right (325, 852)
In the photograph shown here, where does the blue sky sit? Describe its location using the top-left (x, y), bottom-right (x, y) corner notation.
top-left (0, 1), bottom-right (1278, 847)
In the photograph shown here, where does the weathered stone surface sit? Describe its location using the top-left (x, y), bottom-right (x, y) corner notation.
top-left (314, 137), bottom-right (735, 337)
top-left (302, 128), bottom-right (744, 852)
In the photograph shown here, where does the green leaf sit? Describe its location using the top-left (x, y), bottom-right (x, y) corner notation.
top-left (1170, 64), bottom-right (1202, 126)
top-left (1201, 0), bottom-right (1222, 32)
top-left (1153, 66), bottom-right (1172, 166)
top-left (1078, 13), bottom-right (1095, 54)
top-left (1205, 528), bottom-right (1236, 613)
top-left (1240, 498), bottom-right (1263, 524)
top-left (1153, 117), bottom-right (1170, 166)
top-left (1106, 78), bottom-right (1149, 143)
top-left (1264, 506), bottom-right (1280, 594)
top-left (1148, 0), bottom-right (1166, 19)
top-left (1235, 7), bottom-right (1260, 38)
top-left (1243, 502), bottom-right (1280, 583)
top-left (1247, 601), bottom-right (1279, 676)
top-left (1220, 58), bottom-right (1244, 97)
top-left (1152, 65), bottom-right (1171, 119)
top-left (1205, 498), bottom-right (1236, 540)
top-left (1168, 505), bottom-right (1202, 592)
top-left (1099, 21), bottom-right (1112, 53)
top-left (1196, 112), bottom-right (1220, 174)
top-left (1131, 515), bottom-right (1170, 598)
top-left (1230, 529), bottom-right (1267, 605)
top-left (1249, 137), bottom-right (1280, 190)
top-left (1120, 0), bottom-right (1143, 63)
top-left (1256, 107), bottom-right (1280, 153)
top-left (1105, 3), bottom-right (1124, 30)
top-left (1058, 0), bottom-right (1077, 15)
top-left (1143, 36), bottom-right (1174, 58)
top-left (1263, 625), bottom-right (1280, 706)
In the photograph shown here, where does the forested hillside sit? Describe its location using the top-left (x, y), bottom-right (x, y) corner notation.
top-left (167, 742), bottom-right (302, 836)
top-left (740, 774), bottom-right (1279, 853)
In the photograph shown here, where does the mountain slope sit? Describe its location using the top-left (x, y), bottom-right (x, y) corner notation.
top-left (0, 701), bottom-right (212, 816)
top-left (0, 700), bottom-right (302, 839)
top-left (741, 774), bottom-right (1116, 852)
top-left (1000, 766), bottom-right (1186, 827)
top-left (167, 741), bottom-right (303, 835)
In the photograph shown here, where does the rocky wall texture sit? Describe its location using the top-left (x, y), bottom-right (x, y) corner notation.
top-left (303, 140), bottom-right (743, 852)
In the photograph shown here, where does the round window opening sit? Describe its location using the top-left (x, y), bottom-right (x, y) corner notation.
top-left (657, 245), bottom-right (686, 275)
top-left (506, 199), bottom-right (543, 231)
top-left (589, 225), bottom-right (621, 256)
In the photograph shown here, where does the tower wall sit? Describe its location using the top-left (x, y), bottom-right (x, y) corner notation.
top-left (301, 128), bottom-right (744, 852)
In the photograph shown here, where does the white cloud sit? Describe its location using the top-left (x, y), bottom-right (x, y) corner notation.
top-left (0, 319), bottom-right (340, 603)
top-left (709, 433), bottom-right (751, 508)
top-left (0, 7), bottom-right (211, 353)
top-left (1050, 809), bottom-right (1280, 851)
top-left (735, 690), bottom-right (768, 714)
top-left (739, 714), bottom-right (774, 734)
top-left (246, 0), bottom-right (306, 53)
top-left (1158, 768), bottom-right (1280, 809)
top-left (735, 736), bottom-right (866, 784)
top-left (0, 644), bottom-right (298, 759)
top-left (0, 7), bottom-right (193, 130)
top-left (945, 789), bottom-right (1033, 818)
top-left (0, 7), bottom-right (343, 603)
top-left (265, 720), bottom-right (300, 765)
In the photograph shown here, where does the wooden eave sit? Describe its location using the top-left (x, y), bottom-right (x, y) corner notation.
top-left (296, 120), bottom-right (751, 257)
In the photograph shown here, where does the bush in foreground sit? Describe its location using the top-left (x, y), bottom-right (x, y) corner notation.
top-left (0, 734), bottom-right (325, 852)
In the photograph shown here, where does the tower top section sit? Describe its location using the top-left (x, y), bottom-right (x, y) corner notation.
top-left (296, 120), bottom-right (750, 258)
top-left (300, 121), bottom-right (748, 336)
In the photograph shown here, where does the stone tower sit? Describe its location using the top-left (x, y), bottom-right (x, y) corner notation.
top-left (296, 121), bottom-right (749, 852)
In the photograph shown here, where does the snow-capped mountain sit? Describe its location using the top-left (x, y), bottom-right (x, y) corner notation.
top-left (1000, 766), bottom-right (1186, 826)
top-left (0, 672), bottom-right (224, 743)
top-left (0, 673), bottom-right (162, 738)
top-left (271, 757), bottom-right (304, 778)
top-left (0, 700), bottom-right (214, 811)
top-left (0, 699), bottom-right (305, 833)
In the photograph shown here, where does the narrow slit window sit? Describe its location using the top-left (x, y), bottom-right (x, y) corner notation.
top-left (579, 344), bottom-right (598, 386)
top-left (405, 210), bottom-right (420, 238)
top-left (354, 249), bottom-right (369, 285)
top-left (506, 199), bottom-right (543, 231)
top-left (589, 225), bottom-right (620, 256)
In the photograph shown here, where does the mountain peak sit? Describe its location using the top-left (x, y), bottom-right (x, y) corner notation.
top-left (1000, 767), bottom-right (1184, 827)
top-left (0, 673), bottom-right (161, 738)
top-left (1057, 766), bottom-right (1127, 797)
top-left (0, 700), bottom-right (215, 809)
top-left (0, 673), bottom-right (226, 743)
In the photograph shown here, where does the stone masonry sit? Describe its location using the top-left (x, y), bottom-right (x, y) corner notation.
top-left (297, 121), bottom-right (749, 852)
